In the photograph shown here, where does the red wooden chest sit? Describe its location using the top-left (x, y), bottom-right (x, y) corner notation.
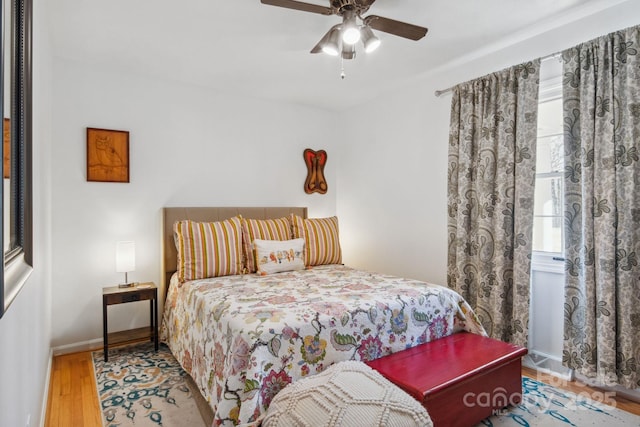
top-left (366, 332), bottom-right (527, 427)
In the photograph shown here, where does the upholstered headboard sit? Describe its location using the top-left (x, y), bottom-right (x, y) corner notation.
top-left (162, 207), bottom-right (307, 295)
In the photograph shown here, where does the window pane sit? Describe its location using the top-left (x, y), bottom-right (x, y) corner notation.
top-left (536, 135), bottom-right (564, 174)
top-left (537, 97), bottom-right (563, 138)
top-left (532, 217), bottom-right (563, 252)
top-left (534, 177), bottom-right (563, 216)
top-left (533, 175), bottom-right (564, 253)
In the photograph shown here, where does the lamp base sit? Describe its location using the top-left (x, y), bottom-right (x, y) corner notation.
top-left (118, 282), bottom-right (137, 288)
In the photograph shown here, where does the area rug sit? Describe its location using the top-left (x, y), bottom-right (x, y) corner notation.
top-left (92, 342), bottom-right (208, 427)
top-left (93, 343), bottom-right (640, 427)
top-left (478, 376), bottom-right (640, 426)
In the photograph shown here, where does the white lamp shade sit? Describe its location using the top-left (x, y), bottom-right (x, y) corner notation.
top-left (322, 27), bottom-right (341, 56)
top-left (342, 27), bottom-right (361, 45)
top-left (362, 26), bottom-right (381, 53)
top-left (116, 241), bottom-right (136, 273)
top-left (341, 13), bottom-right (360, 45)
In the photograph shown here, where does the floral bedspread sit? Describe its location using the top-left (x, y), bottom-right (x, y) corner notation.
top-left (160, 264), bottom-right (486, 426)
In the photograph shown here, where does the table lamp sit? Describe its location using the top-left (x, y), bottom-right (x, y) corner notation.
top-left (116, 241), bottom-right (136, 287)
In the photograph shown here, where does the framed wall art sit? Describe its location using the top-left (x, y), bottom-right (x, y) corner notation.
top-left (86, 127), bottom-right (130, 183)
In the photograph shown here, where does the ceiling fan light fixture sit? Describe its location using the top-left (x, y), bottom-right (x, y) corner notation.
top-left (260, 0), bottom-right (429, 68)
top-left (341, 12), bottom-right (360, 45)
top-left (361, 26), bottom-right (381, 53)
top-left (322, 27), bottom-right (341, 56)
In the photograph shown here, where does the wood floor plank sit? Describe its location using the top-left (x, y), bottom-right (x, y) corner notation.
top-left (45, 359), bottom-right (59, 427)
top-left (81, 361), bottom-right (102, 427)
top-left (60, 356), bottom-right (71, 396)
top-left (45, 351), bottom-right (102, 427)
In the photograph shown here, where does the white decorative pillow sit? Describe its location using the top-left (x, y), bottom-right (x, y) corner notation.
top-left (240, 216), bottom-right (292, 274)
top-left (254, 238), bottom-right (305, 275)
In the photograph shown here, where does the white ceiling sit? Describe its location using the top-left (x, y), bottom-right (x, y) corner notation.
top-left (48, 0), bottom-right (628, 111)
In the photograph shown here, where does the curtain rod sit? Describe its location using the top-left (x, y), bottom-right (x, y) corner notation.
top-left (434, 52), bottom-right (562, 97)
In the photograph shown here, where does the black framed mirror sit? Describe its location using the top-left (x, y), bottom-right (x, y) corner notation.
top-left (0, 0), bottom-right (33, 318)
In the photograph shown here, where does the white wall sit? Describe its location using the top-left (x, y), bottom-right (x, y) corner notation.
top-left (337, 0), bottom-right (640, 285)
top-left (50, 61), bottom-right (339, 347)
top-left (337, 85), bottom-right (451, 283)
top-left (0, 0), bottom-right (53, 426)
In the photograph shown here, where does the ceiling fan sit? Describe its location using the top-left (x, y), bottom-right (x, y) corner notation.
top-left (260, 0), bottom-right (428, 60)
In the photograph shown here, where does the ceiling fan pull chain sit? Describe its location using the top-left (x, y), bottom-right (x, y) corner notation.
top-left (340, 56), bottom-right (346, 80)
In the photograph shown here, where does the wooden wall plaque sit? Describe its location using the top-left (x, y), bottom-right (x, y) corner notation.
top-left (303, 149), bottom-right (327, 194)
top-left (87, 127), bottom-right (130, 183)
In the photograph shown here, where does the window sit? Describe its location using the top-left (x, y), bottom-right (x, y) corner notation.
top-left (531, 62), bottom-right (564, 274)
top-left (533, 94), bottom-right (564, 254)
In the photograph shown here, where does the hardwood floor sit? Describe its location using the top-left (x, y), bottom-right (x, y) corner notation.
top-left (45, 350), bottom-right (102, 427)
top-left (45, 351), bottom-right (640, 426)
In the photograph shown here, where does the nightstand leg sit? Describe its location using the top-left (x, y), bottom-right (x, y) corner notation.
top-left (153, 297), bottom-right (159, 351)
top-left (103, 298), bottom-right (108, 362)
top-left (149, 298), bottom-right (153, 343)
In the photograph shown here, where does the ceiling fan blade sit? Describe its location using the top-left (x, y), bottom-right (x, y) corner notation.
top-left (260, 0), bottom-right (333, 15)
top-left (364, 15), bottom-right (428, 41)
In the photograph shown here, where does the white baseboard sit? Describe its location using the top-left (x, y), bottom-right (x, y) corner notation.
top-left (527, 349), bottom-right (561, 361)
top-left (52, 338), bottom-right (103, 356)
top-left (39, 349), bottom-right (53, 427)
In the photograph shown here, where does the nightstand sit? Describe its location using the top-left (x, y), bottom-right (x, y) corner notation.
top-left (102, 282), bottom-right (159, 362)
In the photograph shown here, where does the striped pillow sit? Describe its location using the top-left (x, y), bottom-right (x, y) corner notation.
top-left (290, 215), bottom-right (342, 266)
top-left (174, 217), bottom-right (243, 283)
top-left (241, 216), bottom-right (293, 273)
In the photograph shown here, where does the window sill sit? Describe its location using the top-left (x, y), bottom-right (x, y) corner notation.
top-left (531, 251), bottom-right (565, 274)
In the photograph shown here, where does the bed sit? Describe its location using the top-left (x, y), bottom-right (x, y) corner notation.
top-left (159, 207), bottom-right (486, 426)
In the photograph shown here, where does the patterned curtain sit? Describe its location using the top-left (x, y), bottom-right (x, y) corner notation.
top-left (447, 61), bottom-right (540, 347)
top-left (562, 25), bottom-right (640, 389)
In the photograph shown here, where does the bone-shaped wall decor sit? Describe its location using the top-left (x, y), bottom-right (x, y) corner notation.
top-left (303, 148), bottom-right (328, 194)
